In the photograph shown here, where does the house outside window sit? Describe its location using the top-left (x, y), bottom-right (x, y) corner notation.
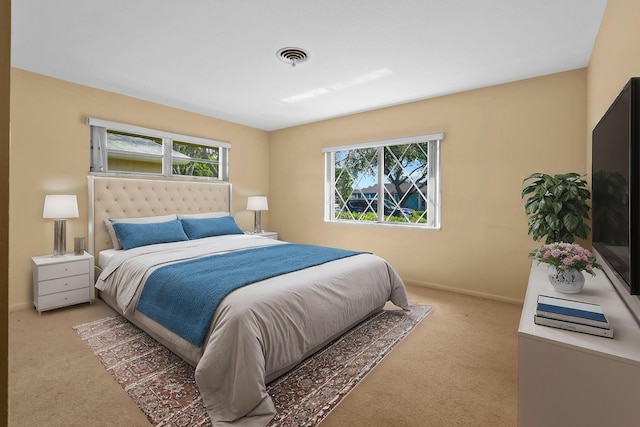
top-left (323, 133), bottom-right (443, 228)
top-left (88, 118), bottom-right (230, 181)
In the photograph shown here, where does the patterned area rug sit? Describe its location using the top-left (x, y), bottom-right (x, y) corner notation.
top-left (74, 304), bottom-right (432, 426)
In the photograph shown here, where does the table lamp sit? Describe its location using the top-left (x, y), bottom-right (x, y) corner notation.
top-left (246, 196), bottom-right (268, 233)
top-left (43, 195), bottom-right (79, 256)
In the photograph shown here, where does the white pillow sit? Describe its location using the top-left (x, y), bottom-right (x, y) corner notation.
top-left (176, 211), bottom-right (230, 219)
top-left (104, 214), bottom-right (178, 250)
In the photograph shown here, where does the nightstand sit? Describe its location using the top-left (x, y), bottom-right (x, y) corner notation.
top-left (32, 252), bottom-right (95, 312)
top-left (245, 231), bottom-right (278, 240)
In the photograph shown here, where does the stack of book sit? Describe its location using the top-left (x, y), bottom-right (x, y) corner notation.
top-left (534, 295), bottom-right (613, 338)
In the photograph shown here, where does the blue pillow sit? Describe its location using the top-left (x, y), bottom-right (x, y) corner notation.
top-left (180, 216), bottom-right (244, 240)
top-left (112, 219), bottom-right (189, 250)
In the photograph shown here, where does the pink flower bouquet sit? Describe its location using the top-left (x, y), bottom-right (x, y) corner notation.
top-left (529, 242), bottom-right (603, 276)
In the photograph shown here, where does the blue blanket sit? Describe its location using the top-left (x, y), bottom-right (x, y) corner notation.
top-left (135, 243), bottom-right (363, 347)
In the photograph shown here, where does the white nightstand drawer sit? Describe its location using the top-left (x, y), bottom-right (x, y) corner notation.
top-left (38, 259), bottom-right (90, 281)
top-left (32, 253), bottom-right (95, 313)
top-left (37, 288), bottom-right (91, 311)
top-left (38, 273), bottom-right (90, 296)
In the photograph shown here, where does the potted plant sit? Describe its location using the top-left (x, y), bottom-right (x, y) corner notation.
top-left (529, 242), bottom-right (602, 293)
top-left (521, 172), bottom-right (591, 244)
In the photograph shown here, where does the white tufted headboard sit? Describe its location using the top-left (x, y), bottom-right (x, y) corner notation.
top-left (88, 175), bottom-right (232, 260)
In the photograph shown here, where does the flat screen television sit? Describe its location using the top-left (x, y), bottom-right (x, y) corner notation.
top-left (592, 77), bottom-right (640, 324)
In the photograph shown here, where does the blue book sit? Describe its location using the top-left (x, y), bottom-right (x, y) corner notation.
top-left (536, 295), bottom-right (610, 329)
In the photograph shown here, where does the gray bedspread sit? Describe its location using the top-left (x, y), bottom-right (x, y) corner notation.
top-left (96, 235), bottom-right (409, 426)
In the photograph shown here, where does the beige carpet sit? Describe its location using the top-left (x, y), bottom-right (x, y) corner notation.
top-left (8, 285), bottom-right (520, 426)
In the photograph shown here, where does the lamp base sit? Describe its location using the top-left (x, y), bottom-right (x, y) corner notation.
top-left (53, 219), bottom-right (66, 256)
top-left (253, 211), bottom-right (263, 234)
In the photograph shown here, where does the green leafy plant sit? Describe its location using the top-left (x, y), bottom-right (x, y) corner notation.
top-left (335, 210), bottom-right (427, 223)
top-left (521, 172), bottom-right (591, 243)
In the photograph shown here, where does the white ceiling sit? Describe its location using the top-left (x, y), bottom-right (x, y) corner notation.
top-left (11, 0), bottom-right (607, 131)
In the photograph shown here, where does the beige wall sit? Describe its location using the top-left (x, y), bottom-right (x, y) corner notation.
top-left (270, 70), bottom-right (587, 303)
top-left (587, 0), bottom-right (640, 142)
top-left (9, 69), bottom-right (270, 309)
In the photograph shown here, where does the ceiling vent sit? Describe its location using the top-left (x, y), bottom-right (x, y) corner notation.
top-left (276, 47), bottom-right (309, 67)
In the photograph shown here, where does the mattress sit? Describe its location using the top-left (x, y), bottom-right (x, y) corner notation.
top-left (98, 248), bottom-right (118, 269)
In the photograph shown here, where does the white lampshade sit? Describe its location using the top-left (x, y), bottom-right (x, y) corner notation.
top-left (247, 196), bottom-right (268, 211)
top-left (43, 195), bottom-right (79, 219)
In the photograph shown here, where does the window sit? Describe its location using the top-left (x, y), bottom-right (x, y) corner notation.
top-left (88, 118), bottom-right (230, 180)
top-left (323, 133), bottom-right (443, 228)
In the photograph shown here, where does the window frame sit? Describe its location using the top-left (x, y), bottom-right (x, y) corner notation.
top-left (88, 117), bottom-right (230, 181)
top-left (323, 132), bottom-right (443, 229)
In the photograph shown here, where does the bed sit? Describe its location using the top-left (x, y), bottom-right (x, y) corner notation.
top-left (89, 175), bottom-right (410, 426)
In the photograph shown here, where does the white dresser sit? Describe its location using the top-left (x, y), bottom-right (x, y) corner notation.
top-left (518, 262), bottom-right (640, 427)
top-left (32, 252), bottom-right (95, 312)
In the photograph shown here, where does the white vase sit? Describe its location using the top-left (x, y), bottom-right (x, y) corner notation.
top-left (547, 265), bottom-right (585, 293)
